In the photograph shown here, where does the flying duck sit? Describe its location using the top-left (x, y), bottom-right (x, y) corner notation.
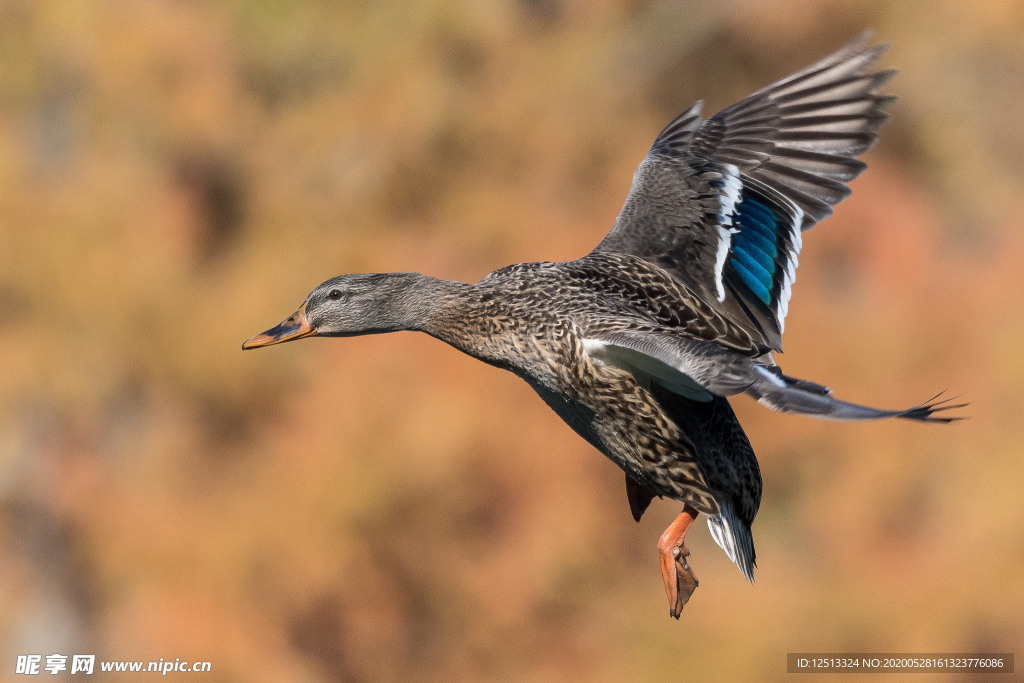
top-left (244, 33), bottom-right (962, 618)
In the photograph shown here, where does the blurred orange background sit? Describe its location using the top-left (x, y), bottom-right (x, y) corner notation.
top-left (1, 1), bottom-right (1022, 680)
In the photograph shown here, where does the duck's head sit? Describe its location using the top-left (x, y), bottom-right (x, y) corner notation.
top-left (242, 272), bottom-right (434, 349)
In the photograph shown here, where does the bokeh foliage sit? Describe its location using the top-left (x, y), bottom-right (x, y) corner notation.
top-left (1, 1), bottom-right (1022, 680)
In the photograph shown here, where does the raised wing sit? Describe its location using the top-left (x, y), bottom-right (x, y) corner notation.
top-left (594, 33), bottom-right (894, 352)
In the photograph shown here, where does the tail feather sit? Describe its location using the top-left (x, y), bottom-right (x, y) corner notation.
top-left (898, 392), bottom-right (968, 422)
top-left (707, 500), bottom-right (756, 582)
top-left (749, 366), bottom-right (966, 423)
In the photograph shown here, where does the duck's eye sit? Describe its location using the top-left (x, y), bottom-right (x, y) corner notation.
top-left (328, 289), bottom-right (344, 301)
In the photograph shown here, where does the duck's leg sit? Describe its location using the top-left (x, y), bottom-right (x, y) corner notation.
top-left (657, 504), bottom-right (699, 618)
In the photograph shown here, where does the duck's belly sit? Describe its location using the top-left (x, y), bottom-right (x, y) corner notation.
top-left (519, 368), bottom-right (719, 516)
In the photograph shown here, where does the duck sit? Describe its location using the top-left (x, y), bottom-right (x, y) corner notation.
top-left (243, 33), bottom-right (963, 618)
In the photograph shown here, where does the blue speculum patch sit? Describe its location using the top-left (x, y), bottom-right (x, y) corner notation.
top-left (729, 195), bottom-right (782, 306)
top-left (731, 259), bottom-right (772, 304)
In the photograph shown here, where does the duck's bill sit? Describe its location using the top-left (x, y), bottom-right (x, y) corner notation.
top-left (242, 303), bottom-right (317, 349)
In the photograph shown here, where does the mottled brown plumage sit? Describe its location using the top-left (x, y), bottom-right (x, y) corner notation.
top-left (424, 256), bottom-right (756, 519)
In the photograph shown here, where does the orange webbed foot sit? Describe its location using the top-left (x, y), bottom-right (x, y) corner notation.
top-left (657, 505), bottom-right (699, 619)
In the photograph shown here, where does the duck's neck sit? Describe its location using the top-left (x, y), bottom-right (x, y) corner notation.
top-left (412, 275), bottom-right (508, 362)
top-left (394, 273), bottom-right (475, 334)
